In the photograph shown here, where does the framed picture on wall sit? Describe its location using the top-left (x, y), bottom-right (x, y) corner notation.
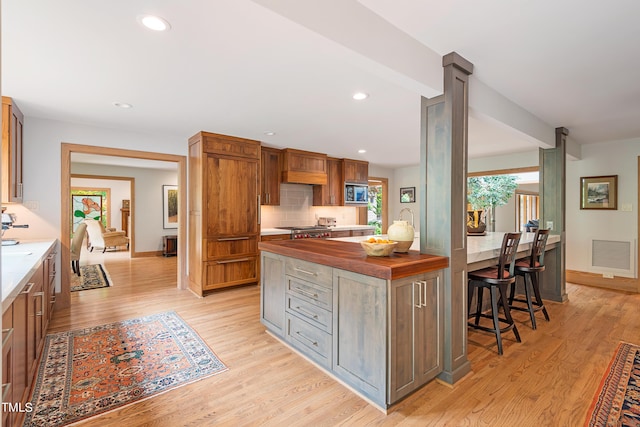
top-left (580, 175), bottom-right (618, 210)
top-left (163, 185), bottom-right (178, 229)
top-left (400, 187), bottom-right (415, 203)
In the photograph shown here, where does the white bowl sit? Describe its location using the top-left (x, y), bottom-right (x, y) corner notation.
top-left (360, 241), bottom-right (398, 257)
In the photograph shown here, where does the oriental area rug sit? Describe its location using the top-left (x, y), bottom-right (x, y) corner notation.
top-left (70, 264), bottom-right (112, 291)
top-left (585, 341), bottom-right (640, 427)
top-left (24, 311), bottom-right (228, 427)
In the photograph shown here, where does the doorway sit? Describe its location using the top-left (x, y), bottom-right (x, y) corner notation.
top-left (368, 177), bottom-right (389, 234)
top-left (59, 143), bottom-right (187, 309)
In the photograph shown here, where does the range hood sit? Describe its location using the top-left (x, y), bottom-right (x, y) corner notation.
top-left (280, 148), bottom-right (328, 185)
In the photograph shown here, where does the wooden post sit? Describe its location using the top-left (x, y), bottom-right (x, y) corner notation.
top-left (420, 52), bottom-right (473, 384)
top-left (539, 128), bottom-right (568, 302)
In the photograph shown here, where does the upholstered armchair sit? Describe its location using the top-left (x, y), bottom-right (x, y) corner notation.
top-left (70, 222), bottom-right (87, 276)
top-left (84, 219), bottom-right (130, 253)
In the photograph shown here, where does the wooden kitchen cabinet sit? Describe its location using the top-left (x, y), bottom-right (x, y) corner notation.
top-left (260, 251), bottom-right (286, 336)
top-left (260, 233), bottom-right (291, 242)
top-left (258, 243), bottom-right (447, 409)
top-left (389, 272), bottom-right (443, 402)
top-left (261, 146), bottom-right (281, 205)
top-left (2, 306), bottom-right (14, 427)
top-left (1, 96), bottom-right (24, 203)
top-left (43, 248), bottom-right (57, 328)
top-left (333, 268), bottom-right (386, 403)
top-left (313, 157), bottom-right (342, 206)
top-left (281, 148), bottom-right (327, 185)
top-left (188, 132), bottom-right (261, 296)
top-left (343, 159), bottom-right (368, 184)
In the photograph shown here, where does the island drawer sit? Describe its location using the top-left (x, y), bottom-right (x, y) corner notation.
top-left (285, 258), bottom-right (332, 288)
top-left (285, 313), bottom-right (331, 368)
top-left (286, 275), bottom-right (332, 311)
top-left (286, 294), bottom-right (332, 333)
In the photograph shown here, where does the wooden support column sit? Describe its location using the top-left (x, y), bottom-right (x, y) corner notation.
top-left (420, 52), bottom-right (473, 384)
top-left (539, 127), bottom-right (568, 302)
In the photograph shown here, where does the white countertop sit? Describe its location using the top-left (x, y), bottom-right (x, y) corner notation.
top-left (2, 239), bottom-right (57, 311)
top-left (330, 231), bottom-right (560, 265)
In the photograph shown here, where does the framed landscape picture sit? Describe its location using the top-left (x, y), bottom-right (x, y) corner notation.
top-left (580, 175), bottom-right (618, 210)
top-left (400, 187), bottom-right (415, 203)
top-left (163, 185), bottom-right (178, 228)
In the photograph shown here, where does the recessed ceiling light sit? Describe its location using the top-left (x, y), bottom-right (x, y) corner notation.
top-left (137, 14), bottom-right (171, 31)
top-left (353, 92), bottom-right (369, 101)
top-left (113, 102), bottom-right (133, 109)
top-left (264, 131), bottom-right (276, 136)
top-left (358, 149), bottom-right (367, 154)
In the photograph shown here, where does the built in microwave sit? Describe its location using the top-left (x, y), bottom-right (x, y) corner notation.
top-left (344, 183), bottom-right (368, 204)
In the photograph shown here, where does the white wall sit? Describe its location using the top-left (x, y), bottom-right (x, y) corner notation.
top-left (71, 163), bottom-right (178, 252)
top-left (391, 165), bottom-right (420, 230)
top-left (15, 117), bottom-right (185, 244)
top-left (566, 139), bottom-right (639, 276)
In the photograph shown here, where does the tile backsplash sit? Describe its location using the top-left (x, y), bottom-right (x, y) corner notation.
top-left (260, 183), bottom-right (357, 228)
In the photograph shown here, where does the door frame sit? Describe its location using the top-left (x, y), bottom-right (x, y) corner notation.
top-left (59, 143), bottom-right (187, 309)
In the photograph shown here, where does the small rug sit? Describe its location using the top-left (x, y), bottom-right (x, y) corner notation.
top-left (71, 264), bottom-right (112, 291)
top-left (24, 311), bottom-right (228, 426)
top-left (585, 341), bottom-right (640, 426)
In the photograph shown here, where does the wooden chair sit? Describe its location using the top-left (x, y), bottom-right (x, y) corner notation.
top-left (84, 219), bottom-right (129, 253)
top-left (468, 232), bottom-right (522, 355)
top-left (70, 222), bottom-right (87, 276)
top-left (509, 228), bottom-right (551, 329)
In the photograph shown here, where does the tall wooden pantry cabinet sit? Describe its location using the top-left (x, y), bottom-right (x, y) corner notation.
top-left (188, 131), bottom-right (261, 296)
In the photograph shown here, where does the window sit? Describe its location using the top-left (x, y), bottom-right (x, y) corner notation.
top-left (516, 192), bottom-right (539, 232)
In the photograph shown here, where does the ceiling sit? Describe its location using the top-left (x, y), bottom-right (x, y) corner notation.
top-left (3, 1), bottom-right (639, 169)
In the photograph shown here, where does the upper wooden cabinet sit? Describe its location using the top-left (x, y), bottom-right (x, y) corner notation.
top-left (313, 157), bottom-right (342, 206)
top-left (343, 159), bottom-right (368, 184)
top-left (281, 148), bottom-right (327, 185)
top-left (2, 96), bottom-right (24, 203)
top-left (188, 132), bottom-right (261, 296)
top-left (261, 146), bottom-right (281, 205)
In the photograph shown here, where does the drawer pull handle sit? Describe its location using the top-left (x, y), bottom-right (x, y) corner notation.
top-left (22, 282), bottom-right (35, 294)
top-left (2, 328), bottom-right (14, 348)
top-left (294, 267), bottom-right (317, 277)
top-left (217, 237), bottom-right (250, 242)
top-left (295, 306), bottom-right (319, 319)
top-left (295, 331), bottom-right (318, 347)
top-left (294, 287), bottom-right (318, 299)
top-left (216, 258), bottom-right (250, 264)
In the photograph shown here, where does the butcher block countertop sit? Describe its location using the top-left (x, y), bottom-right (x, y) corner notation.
top-left (258, 239), bottom-right (449, 280)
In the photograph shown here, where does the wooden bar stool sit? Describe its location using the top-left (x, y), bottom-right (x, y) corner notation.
top-left (468, 232), bottom-right (522, 355)
top-left (509, 228), bottom-right (551, 330)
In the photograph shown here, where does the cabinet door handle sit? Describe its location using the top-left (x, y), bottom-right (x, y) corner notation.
top-left (35, 291), bottom-right (45, 316)
top-left (217, 237), bottom-right (250, 241)
top-left (295, 331), bottom-right (318, 347)
top-left (420, 280), bottom-right (428, 307)
top-left (2, 383), bottom-right (11, 401)
top-left (21, 282), bottom-right (35, 294)
top-left (293, 287), bottom-right (319, 299)
top-left (257, 195), bottom-right (261, 224)
top-left (295, 306), bottom-right (319, 319)
top-left (293, 267), bottom-right (317, 277)
top-left (414, 281), bottom-right (422, 309)
top-left (2, 328), bottom-right (14, 348)
top-left (216, 258), bottom-right (250, 264)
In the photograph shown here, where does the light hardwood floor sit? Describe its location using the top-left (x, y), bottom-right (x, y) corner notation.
top-left (48, 250), bottom-right (640, 426)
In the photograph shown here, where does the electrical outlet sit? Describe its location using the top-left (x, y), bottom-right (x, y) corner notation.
top-left (546, 221), bottom-right (553, 230)
top-left (603, 273), bottom-right (614, 279)
top-left (24, 200), bottom-right (39, 210)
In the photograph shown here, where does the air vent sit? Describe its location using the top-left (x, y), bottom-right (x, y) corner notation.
top-left (590, 239), bottom-right (636, 278)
